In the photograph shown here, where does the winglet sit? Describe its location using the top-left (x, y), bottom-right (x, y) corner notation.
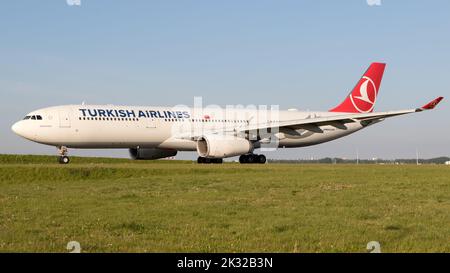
top-left (418, 97), bottom-right (444, 111)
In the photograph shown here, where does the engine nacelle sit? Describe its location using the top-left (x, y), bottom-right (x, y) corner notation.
top-left (129, 148), bottom-right (177, 160)
top-left (196, 135), bottom-right (253, 158)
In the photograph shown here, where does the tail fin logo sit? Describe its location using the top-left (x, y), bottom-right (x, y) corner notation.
top-left (350, 76), bottom-right (377, 113)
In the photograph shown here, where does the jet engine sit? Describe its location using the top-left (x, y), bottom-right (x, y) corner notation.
top-left (196, 135), bottom-right (253, 158)
top-left (129, 148), bottom-right (177, 160)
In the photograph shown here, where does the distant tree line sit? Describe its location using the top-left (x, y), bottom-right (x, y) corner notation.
top-left (268, 156), bottom-right (450, 164)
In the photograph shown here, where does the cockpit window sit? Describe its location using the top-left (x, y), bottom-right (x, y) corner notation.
top-left (25, 115), bottom-right (43, 120)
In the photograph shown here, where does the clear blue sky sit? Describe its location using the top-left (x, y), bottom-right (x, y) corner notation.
top-left (1, 0), bottom-right (449, 160)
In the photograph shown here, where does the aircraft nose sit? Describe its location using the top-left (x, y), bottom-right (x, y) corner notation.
top-left (11, 121), bottom-right (23, 136)
top-left (11, 120), bottom-right (38, 141)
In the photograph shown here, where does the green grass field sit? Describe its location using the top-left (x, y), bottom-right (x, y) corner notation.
top-left (1, 154), bottom-right (449, 253)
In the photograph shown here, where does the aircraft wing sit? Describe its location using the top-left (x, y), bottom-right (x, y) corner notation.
top-left (177, 97), bottom-right (443, 140)
top-left (241, 96), bottom-right (444, 133)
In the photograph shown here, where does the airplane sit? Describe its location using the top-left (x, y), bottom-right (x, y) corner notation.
top-left (11, 63), bottom-right (443, 164)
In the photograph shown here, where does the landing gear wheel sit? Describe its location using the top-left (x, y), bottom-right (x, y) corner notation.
top-left (239, 154), bottom-right (266, 164)
top-left (197, 157), bottom-right (204, 164)
top-left (257, 154), bottom-right (266, 164)
top-left (212, 158), bottom-right (223, 164)
top-left (197, 157), bottom-right (222, 164)
top-left (59, 156), bottom-right (70, 164)
top-left (246, 155), bottom-right (254, 164)
top-left (57, 146), bottom-right (69, 164)
top-left (239, 154), bottom-right (254, 164)
top-left (239, 155), bottom-right (248, 164)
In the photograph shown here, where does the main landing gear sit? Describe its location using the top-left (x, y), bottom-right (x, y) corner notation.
top-left (197, 157), bottom-right (223, 164)
top-left (57, 146), bottom-right (70, 164)
top-left (239, 154), bottom-right (266, 164)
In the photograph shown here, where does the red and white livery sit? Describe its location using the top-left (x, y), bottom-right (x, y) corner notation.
top-left (11, 63), bottom-right (443, 164)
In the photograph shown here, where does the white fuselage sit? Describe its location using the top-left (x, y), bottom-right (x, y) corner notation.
top-left (11, 104), bottom-right (368, 153)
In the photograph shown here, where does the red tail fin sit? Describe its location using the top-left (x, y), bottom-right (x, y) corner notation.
top-left (330, 62), bottom-right (386, 113)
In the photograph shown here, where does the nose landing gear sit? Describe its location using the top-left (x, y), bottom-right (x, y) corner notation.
top-left (59, 156), bottom-right (70, 164)
top-left (57, 146), bottom-right (70, 164)
top-left (239, 154), bottom-right (266, 164)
